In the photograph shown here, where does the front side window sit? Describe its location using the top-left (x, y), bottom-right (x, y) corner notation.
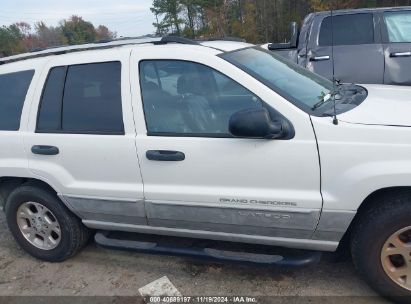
top-left (37, 62), bottom-right (124, 134)
top-left (139, 60), bottom-right (263, 136)
top-left (319, 13), bottom-right (374, 46)
top-left (384, 11), bottom-right (411, 42)
top-left (0, 70), bottom-right (34, 131)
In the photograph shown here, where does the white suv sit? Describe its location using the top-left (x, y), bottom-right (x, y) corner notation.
top-left (1, 37), bottom-right (411, 302)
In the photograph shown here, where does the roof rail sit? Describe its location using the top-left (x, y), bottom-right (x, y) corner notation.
top-left (0, 37), bottom-right (162, 65)
top-left (0, 35), bottom-right (200, 65)
top-left (0, 36), bottom-right (219, 65)
top-left (157, 36), bottom-right (199, 45)
top-left (203, 37), bottom-right (246, 43)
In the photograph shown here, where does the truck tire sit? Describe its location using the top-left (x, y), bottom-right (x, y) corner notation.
top-left (5, 183), bottom-right (90, 262)
top-left (351, 191), bottom-right (411, 303)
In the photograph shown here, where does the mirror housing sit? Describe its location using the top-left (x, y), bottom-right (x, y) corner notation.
top-left (229, 108), bottom-right (283, 139)
top-left (268, 22), bottom-right (299, 50)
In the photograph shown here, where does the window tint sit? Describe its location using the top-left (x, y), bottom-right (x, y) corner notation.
top-left (384, 11), bottom-right (411, 42)
top-left (37, 62), bottom-right (124, 134)
top-left (319, 14), bottom-right (374, 46)
top-left (0, 70), bottom-right (34, 131)
top-left (37, 67), bottom-right (66, 131)
top-left (139, 60), bottom-right (263, 136)
top-left (63, 62), bottom-right (123, 133)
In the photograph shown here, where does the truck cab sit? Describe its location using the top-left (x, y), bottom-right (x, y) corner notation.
top-left (269, 6), bottom-right (411, 85)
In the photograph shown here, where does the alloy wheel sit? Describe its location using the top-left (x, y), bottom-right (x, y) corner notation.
top-left (16, 202), bottom-right (61, 250)
top-left (381, 226), bottom-right (411, 291)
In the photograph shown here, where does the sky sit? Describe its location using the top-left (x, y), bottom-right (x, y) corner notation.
top-left (0, 0), bottom-right (156, 37)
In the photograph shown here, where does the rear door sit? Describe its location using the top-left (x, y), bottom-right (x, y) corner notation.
top-left (130, 49), bottom-right (323, 240)
top-left (382, 9), bottom-right (411, 85)
top-left (308, 12), bottom-right (384, 84)
top-left (24, 50), bottom-right (146, 225)
top-left (0, 67), bottom-right (36, 180)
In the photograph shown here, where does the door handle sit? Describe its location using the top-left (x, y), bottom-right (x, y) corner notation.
top-left (31, 145), bottom-right (59, 156)
top-left (146, 150), bottom-right (185, 161)
top-left (390, 52), bottom-right (411, 58)
top-left (310, 55), bottom-right (330, 62)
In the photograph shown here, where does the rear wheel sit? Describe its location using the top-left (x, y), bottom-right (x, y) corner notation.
top-left (5, 183), bottom-right (90, 262)
top-left (351, 191), bottom-right (411, 303)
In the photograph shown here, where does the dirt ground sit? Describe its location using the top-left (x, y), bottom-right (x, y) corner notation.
top-left (0, 212), bottom-right (391, 303)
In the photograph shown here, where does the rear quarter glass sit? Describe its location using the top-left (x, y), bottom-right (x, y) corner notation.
top-left (0, 70), bottom-right (34, 131)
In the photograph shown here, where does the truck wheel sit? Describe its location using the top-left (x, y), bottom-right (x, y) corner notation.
top-left (5, 183), bottom-right (90, 262)
top-left (351, 191), bottom-right (411, 303)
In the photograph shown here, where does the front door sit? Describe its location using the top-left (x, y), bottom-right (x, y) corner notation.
top-left (131, 52), bottom-right (322, 240)
top-left (308, 12), bottom-right (384, 84)
top-left (382, 9), bottom-right (411, 85)
top-left (24, 51), bottom-right (146, 225)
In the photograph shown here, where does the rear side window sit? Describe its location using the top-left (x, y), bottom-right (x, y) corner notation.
top-left (0, 70), bottom-right (34, 131)
top-left (37, 67), bottom-right (66, 131)
top-left (37, 62), bottom-right (124, 134)
top-left (319, 14), bottom-right (374, 46)
top-left (384, 11), bottom-right (411, 42)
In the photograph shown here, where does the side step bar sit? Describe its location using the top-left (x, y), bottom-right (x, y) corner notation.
top-left (95, 231), bottom-right (322, 267)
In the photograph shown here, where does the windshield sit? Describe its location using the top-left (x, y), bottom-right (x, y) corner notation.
top-left (221, 47), bottom-right (335, 114)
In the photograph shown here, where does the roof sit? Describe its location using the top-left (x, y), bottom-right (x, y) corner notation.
top-left (312, 6), bottom-right (411, 16)
top-left (0, 37), bottom-right (252, 66)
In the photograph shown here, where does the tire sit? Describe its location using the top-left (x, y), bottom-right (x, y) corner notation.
top-left (5, 183), bottom-right (90, 262)
top-left (351, 190), bottom-right (411, 304)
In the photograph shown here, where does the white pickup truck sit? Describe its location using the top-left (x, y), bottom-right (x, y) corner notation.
top-left (0, 37), bottom-right (410, 302)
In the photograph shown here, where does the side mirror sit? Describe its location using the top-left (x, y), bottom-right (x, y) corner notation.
top-left (229, 108), bottom-right (283, 139)
top-left (289, 21), bottom-right (299, 48)
top-left (268, 22), bottom-right (299, 50)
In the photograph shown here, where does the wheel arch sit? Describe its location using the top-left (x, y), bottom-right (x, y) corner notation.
top-left (356, 187), bottom-right (411, 216)
top-left (0, 176), bottom-right (59, 210)
top-left (339, 186), bottom-right (411, 248)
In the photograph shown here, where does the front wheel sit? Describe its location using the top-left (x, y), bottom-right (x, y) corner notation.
top-left (351, 191), bottom-right (411, 303)
top-left (5, 183), bottom-right (90, 262)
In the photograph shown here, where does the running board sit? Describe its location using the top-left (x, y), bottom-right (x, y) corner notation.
top-left (94, 231), bottom-right (322, 267)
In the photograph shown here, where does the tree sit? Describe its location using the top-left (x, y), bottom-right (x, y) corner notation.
top-left (34, 22), bottom-right (66, 48)
top-left (149, 0), bottom-right (411, 43)
top-left (0, 16), bottom-right (117, 57)
top-left (151, 0), bottom-right (185, 35)
top-left (13, 22), bottom-right (35, 51)
top-left (308, 0), bottom-right (332, 11)
top-left (241, 1), bottom-right (260, 43)
top-left (60, 15), bottom-right (97, 45)
top-left (151, 3), bottom-right (171, 35)
top-left (96, 25), bottom-right (116, 41)
top-left (0, 24), bottom-right (24, 57)
top-left (180, 0), bottom-right (201, 37)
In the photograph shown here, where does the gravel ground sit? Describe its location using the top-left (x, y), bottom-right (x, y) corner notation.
top-left (0, 212), bottom-right (391, 303)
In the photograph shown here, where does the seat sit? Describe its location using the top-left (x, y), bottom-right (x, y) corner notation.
top-left (177, 74), bottom-right (217, 133)
top-left (141, 80), bottom-right (188, 133)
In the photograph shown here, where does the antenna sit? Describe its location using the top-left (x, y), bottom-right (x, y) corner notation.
top-left (330, 3), bottom-right (339, 126)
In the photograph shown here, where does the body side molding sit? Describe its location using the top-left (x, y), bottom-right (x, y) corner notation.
top-left (83, 220), bottom-right (339, 252)
top-left (59, 195), bottom-right (147, 225)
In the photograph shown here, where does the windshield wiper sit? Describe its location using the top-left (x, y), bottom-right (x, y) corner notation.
top-left (311, 79), bottom-right (343, 110)
top-left (312, 92), bottom-right (332, 110)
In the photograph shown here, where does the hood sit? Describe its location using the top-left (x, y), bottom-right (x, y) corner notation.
top-left (338, 84), bottom-right (411, 127)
